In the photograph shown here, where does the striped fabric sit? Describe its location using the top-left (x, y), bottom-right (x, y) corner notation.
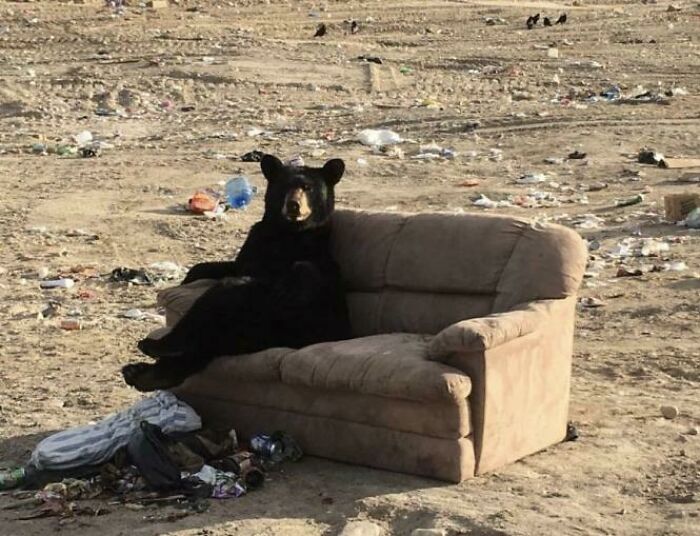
top-left (30, 391), bottom-right (202, 471)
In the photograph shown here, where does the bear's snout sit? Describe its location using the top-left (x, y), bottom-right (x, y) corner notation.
top-left (283, 188), bottom-right (312, 222)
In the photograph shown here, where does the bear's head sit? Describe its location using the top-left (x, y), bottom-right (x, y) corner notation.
top-left (260, 155), bottom-right (345, 229)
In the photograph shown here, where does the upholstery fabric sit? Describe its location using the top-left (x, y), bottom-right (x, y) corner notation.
top-left (175, 381), bottom-right (470, 439)
top-left (176, 393), bottom-right (476, 482)
top-left (279, 334), bottom-right (471, 403)
top-left (436, 297), bottom-right (577, 474)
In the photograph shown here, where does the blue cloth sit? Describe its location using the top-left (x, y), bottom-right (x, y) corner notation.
top-left (30, 391), bottom-right (201, 471)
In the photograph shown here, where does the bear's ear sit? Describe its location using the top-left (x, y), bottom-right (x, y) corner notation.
top-left (321, 158), bottom-right (345, 185)
top-left (261, 154), bottom-right (285, 182)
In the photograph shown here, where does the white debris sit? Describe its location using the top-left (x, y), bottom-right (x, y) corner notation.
top-left (358, 129), bottom-right (403, 147)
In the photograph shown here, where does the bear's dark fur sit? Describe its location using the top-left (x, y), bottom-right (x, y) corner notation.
top-left (122, 155), bottom-right (351, 392)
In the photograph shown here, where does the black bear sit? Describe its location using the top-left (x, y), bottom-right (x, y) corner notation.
top-left (122, 155), bottom-right (352, 392)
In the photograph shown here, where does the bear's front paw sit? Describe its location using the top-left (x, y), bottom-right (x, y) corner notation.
top-left (137, 336), bottom-right (184, 360)
top-left (122, 363), bottom-right (178, 392)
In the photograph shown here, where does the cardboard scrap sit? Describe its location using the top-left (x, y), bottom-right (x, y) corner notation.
top-left (660, 158), bottom-right (700, 170)
top-left (664, 193), bottom-right (700, 222)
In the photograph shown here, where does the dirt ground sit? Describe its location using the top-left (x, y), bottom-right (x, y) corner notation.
top-left (0, 0), bottom-right (698, 534)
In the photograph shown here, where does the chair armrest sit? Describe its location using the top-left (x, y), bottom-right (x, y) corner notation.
top-left (433, 297), bottom-right (578, 475)
top-left (428, 300), bottom-right (553, 360)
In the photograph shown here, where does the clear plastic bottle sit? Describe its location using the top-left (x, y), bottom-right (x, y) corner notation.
top-left (0, 466), bottom-right (31, 490)
top-left (225, 176), bottom-right (254, 209)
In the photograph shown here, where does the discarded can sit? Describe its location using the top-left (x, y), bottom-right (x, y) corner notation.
top-left (0, 467), bottom-right (27, 491)
top-left (615, 194), bottom-right (644, 207)
top-left (249, 434), bottom-right (284, 461)
top-left (217, 452), bottom-right (265, 491)
top-left (40, 278), bottom-right (75, 289)
top-left (60, 319), bottom-right (82, 330)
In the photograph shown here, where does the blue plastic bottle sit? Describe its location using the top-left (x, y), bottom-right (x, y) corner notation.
top-left (225, 176), bottom-right (255, 209)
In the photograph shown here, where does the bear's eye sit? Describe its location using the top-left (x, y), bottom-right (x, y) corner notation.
top-left (302, 184), bottom-right (313, 192)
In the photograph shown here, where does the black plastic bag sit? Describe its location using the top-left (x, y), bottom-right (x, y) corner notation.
top-left (127, 421), bottom-right (182, 491)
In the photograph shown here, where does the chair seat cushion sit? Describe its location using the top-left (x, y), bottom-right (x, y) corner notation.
top-left (280, 334), bottom-right (472, 403)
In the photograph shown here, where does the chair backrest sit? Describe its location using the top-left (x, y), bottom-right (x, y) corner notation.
top-left (330, 209), bottom-right (587, 337)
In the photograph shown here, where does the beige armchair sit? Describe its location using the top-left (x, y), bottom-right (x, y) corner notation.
top-left (159, 209), bottom-right (587, 481)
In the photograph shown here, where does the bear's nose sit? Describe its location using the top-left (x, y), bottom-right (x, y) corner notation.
top-left (286, 200), bottom-right (301, 215)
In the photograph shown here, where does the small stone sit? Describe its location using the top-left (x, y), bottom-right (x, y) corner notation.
top-left (339, 520), bottom-right (383, 536)
top-left (660, 405), bottom-right (679, 419)
top-left (686, 426), bottom-right (698, 436)
top-left (412, 530), bottom-right (447, 536)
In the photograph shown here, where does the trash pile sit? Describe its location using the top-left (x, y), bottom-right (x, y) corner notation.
top-left (580, 235), bottom-right (692, 288)
top-left (186, 176), bottom-right (256, 219)
top-left (0, 392), bottom-right (302, 521)
top-left (30, 261), bottom-right (186, 331)
top-left (29, 131), bottom-right (112, 159)
top-left (356, 129), bottom-right (457, 161)
top-left (552, 84), bottom-right (689, 107)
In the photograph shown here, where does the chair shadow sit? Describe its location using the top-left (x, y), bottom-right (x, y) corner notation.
top-left (0, 430), bottom-right (507, 536)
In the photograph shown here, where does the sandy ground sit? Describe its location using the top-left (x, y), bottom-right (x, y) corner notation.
top-left (0, 0), bottom-right (699, 534)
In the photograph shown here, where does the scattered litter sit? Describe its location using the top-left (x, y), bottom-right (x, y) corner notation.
top-left (40, 301), bottom-right (61, 319)
top-left (483, 16), bottom-right (507, 25)
top-left (663, 261), bottom-right (688, 272)
top-left (572, 214), bottom-right (605, 230)
top-left (638, 148), bottom-right (665, 166)
top-left (240, 150), bottom-right (265, 162)
top-left (547, 47), bottom-right (559, 59)
top-left (515, 173), bottom-right (547, 185)
top-left (615, 194), bottom-right (644, 208)
top-left (40, 278), bottom-right (75, 290)
top-left (73, 131), bottom-right (93, 147)
top-left (60, 319), bottom-right (82, 331)
top-left (412, 143), bottom-right (456, 160)
top-left (245, 127), bottom-right (264, 137)
top-left (109, 267), bottom-right (154, 286)
top-left (545, 157), bottom-right (564, 165)
top-left (192, 465), bottom-right (245, 499)
top-left (357, 55), bottom-right (383, 64)
top-left (582, 182), bottom-right (608, 192)
top-left (609, 238), bottom-right (671, 258)
top-left (579, 297), bottom-right (605, 308)
top-left (684, 208), bottom-right (700, 229)
top-left (600, 86), bottom-right (621, 101)
top-left (79, 146), bottom-right (100, 158)
top-left (121, 309), bottom-right (163, 322)
top-left (225, 176), bottom-right (255, 209)
top-left (0, 468), bottom-right (29, 491)
top-left (358, 129), bottom-right (402, 147)
top-left (380, 146), bottom-right (404, 159)
top-left (149, 261), bottom-right (185, 281)
top-left (472, 194), bottom-right (512, 209)
top-left (616, 266), bottom-right (643, 278)
top-left (188, 191), bottom-right (221, 215)
top-left (313, 23), bottom-right (327, 38)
